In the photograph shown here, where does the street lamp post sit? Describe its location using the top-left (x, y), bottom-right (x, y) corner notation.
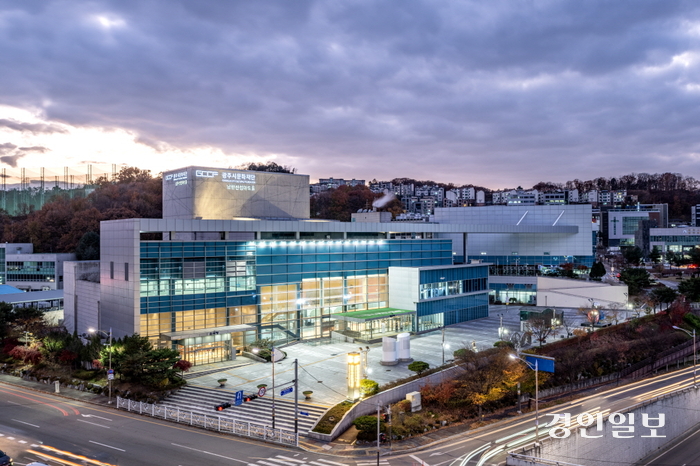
top-left (89, 327), bottom-right (113, 404)
top-left (672, 326), bottom-right (697, 388)
top-left (510, 354), bottom-right (539, 448)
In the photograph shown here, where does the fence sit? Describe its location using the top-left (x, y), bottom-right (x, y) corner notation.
top-left (116, 397), bottom-right (298, 447)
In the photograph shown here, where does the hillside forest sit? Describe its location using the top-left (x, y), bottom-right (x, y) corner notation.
top-left (0, 168), bottom-right (698, 256)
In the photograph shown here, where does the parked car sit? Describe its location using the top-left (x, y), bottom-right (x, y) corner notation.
top-left (0, 450), bottom-right (13, 466)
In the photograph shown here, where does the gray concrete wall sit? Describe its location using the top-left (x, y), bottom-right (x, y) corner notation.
top-left (508, 387), bottom-right (700, 466)
top-left (306, 364), bottom-right (466, 441)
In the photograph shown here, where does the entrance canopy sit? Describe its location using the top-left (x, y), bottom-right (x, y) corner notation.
top-left (160, 324), bottom-right (257, 341)
top-left (332, 307), bottom-right (415, 323)
top-left (332, 308), bottom-right (415, 342)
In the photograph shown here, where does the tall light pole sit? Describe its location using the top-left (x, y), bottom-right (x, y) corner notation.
top-left (673, 326), bottom-right (697, 388)
top-left (510, 354), bottom-right (539, 448)
top-left (89, 327), bottom-right (113, 404)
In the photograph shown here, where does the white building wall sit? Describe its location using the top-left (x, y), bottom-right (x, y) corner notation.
top-left (100, 219), bottom-right (141, 339)
top-left (63, 262), bottom-right (101, 335)
top-left (535, 276), bottom-right (628, 309)
top-left (388, 267), bottom-right (419, 311)
top-left (432, 205), bottom-right (593, 259)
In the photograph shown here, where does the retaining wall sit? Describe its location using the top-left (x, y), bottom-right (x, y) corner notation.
top-left (507, 386), bottom-right (700, 466)
top-left (306, 364), bottom-right (466, 441)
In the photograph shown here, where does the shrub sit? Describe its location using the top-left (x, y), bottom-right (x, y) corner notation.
top-left (353, 415), bottom-right (384, 441)
top-left (360, 379), bottom-right (379, 397)
top-left (72, 369), bottom-right (97, 380)
top-left (408, 361), bottom-right (429, 375)
top-left (493, 340), bottom-right (515, 349)
top-left (683, 313), bottom-right (700, 330)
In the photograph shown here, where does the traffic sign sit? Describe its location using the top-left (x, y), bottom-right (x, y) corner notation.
top-left (235, 390), bottom-right (244, 406)
top-left (280, 386), bottom-right (293, 396)
top-left (258, 386), bottom-right (267, 397)
top-left (107, 369), bottom-right (114, 374)
top-left (107, 373), bottom-right (114, 380)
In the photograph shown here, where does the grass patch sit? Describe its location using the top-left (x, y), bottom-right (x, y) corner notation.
top-left (312, 401), bottom-right (354, 434)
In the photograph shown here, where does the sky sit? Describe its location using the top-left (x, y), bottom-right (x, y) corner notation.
top-left (1, 1), bottom-right (700, 190)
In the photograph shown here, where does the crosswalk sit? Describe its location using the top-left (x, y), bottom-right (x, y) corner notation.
top-left (245, 455), bottom-right (394, 466)
top-left (247, 454), bottom-right (359, 466)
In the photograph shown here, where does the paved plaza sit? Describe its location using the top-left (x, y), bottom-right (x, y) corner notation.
top-left (187, 305), bottom-right (592, 406)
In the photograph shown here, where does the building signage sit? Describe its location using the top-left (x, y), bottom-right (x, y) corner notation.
top-left (165, 171), bottom-right (188, 186)
top-left (195, 170), bottom-right (219, 178)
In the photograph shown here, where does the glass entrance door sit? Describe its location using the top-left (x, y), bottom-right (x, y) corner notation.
top-left (180, 341), bottom-right (231, 366)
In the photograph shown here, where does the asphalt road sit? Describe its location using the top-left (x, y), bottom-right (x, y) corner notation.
top-left (0, 382), bottom-right (345, 466)
top-left (2, 366), bottom-right (698, 466)
top-left (379, 365), bottom-right (699, 466)
top-left (636, 422), bottom-right (700, 466)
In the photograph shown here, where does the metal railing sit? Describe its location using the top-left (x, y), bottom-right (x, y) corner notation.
top-left (116, 397), bottom-right (298, 447)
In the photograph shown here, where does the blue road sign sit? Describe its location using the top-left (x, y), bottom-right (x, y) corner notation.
top-left (107, 369), bottom-right (114, 375)
top-left (281, 386), bottom-right (293, 396)
top-left (525, 354), bottom-right (555, 373)
top-left (234, 390), bottom-right (244, 406)
top-left (300, 411), bottom-right (310, 416)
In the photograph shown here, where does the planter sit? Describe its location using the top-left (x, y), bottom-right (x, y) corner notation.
top-left (303, 390), bottom-right (313, 400)
top-left (217, 379), bottom-right (227, 388)
top-left (256, 384), bottom-right (268, 389)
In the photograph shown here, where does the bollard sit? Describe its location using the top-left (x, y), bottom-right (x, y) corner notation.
top-left (54, 380), bottom-right (60, 393)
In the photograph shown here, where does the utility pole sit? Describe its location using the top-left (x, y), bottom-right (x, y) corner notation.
top-left (376, 402), bottom-right (381, 466)
top-left (294, 359), bottom-right (299, 434)
top-left (441, 326), bottom-right (445, 365)
top-left (108, 328), bottom-right (113, 404)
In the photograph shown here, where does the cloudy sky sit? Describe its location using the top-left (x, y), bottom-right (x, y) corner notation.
top-left (1, 1), bottom-right (700, 189)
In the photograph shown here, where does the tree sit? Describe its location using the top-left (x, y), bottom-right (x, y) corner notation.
top-left (619, 268), bottom-right (651, 295)
top-left (360, 379), bottom-right (379, 397)
top-left (649, 287), bottom-right (678, 312)
top-left (111, 334), bottom-right (182, 388)
top-left (649, 246), bottom-right (662, 264)
top-left (75, 231), bottom-right (100, 260)
top-left (408, 361), bottom-right (430, 375)
top-left (689, 247), bottom-right (700, 268)
top-left (589, 261), bottom-right (606, 280)
top-left (622, 246), bottom-right (644, 266)
top-left (235, 161), bottom-right (296, 174)
top-left (527, 315), bottom-right (555, 346)
top-left (454, 348), bottom-right (526, 418)
top-left (678, 277), bottom-right (700, 302)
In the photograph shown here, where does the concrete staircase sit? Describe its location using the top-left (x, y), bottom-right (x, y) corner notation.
top-left (160, 385), bottom-right (328, 434)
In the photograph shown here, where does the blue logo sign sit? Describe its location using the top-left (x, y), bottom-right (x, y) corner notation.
top-left (235, 390), bottom-right (244, 406)
top-left (300, 411), bottom-right (310, 416)
top-left (280, 387), bottom-right (293, 396)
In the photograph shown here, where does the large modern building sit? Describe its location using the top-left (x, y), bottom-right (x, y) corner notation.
top-left (432, 204), bottom-right (596, 305)
top-left (0, 243), bottom-right (74, 291)
top-left (64, 166), bottom-right (588, 366)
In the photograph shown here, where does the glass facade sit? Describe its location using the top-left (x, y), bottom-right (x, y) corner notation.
top-left (6, 261), bottom-right (56, 283)
top-left (416, 266), bottom-right (490, 331)
top-left (139, 239), bottom-right (453, 358)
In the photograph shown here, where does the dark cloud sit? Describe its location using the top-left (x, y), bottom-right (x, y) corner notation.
top-left (0, 118), bottom-right (67, 134)
top-left (0, 0), bottom-right (699, 187)
top-left (0, 143), bottom-right (49, 167)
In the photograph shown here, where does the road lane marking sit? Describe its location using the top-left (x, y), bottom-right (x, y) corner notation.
top-left (409, 454), bottom-right (429, 466)
top-left (264, 458), bottom-right (303, 465)
top-left (76, 419), bottom-right (110, 429)
top-left (172, 443), bottom-right (249, 463)
top-left (82, 414), bottom-right (113, 421)
top-left (12, 419), bottom-right (40, 428)
top-left (275, 456), bottom-right (306, 463)
top-left (315, 459), bottom-right (347, 466)
top-left (89, 440), bottom-right (125, 452)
